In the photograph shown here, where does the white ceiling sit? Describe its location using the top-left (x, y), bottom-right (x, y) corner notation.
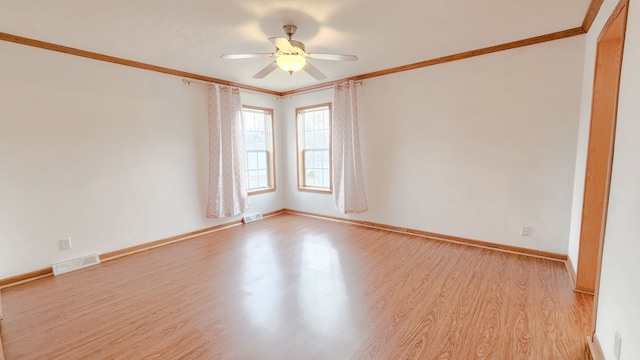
top-left (0, 0), bottom-right (590, 92)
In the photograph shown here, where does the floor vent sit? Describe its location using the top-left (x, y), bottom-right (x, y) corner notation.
top-left (52, 253), bottom-right (100, 276)
top-left (243, 212), bottom-right (263, 224)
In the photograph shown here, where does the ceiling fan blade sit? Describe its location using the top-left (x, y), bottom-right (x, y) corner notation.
top-left (269, 37), bottom-right (294, 51)
top-left (221, 53), bottom-right (275, 60)
top-left (253, 61), bottom-right (279, 79)
top-left (303, 62), bottom-right (327, 80)
top-left (307, 53), bottom-right (358, 61)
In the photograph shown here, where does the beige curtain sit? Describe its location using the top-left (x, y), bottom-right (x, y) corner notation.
top-left (206, 84), bottom-right (248, 218)
top-left (333, 81), bottom-right (368, 214)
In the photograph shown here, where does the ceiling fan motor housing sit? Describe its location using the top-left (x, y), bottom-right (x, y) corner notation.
top-left (283, 25), bottom-right (297, 38)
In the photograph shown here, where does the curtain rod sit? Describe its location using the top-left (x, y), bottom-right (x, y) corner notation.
top-left (282, 80), bottom-right (364, 98)
top-left (182, 78), bottom-right (276, 96)
top-left (183, 78), bottom-right (363, 98)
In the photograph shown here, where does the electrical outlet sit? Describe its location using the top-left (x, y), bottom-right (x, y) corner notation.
top-left (614, 331), bottom-right (622, 360)
top-left (59, 238), bottom-right (72, 251)
top-left (520, 226), bottom-right (533, 237)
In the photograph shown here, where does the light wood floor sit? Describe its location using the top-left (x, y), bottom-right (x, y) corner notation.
top-left (0, 213), bottom-right (593, 359)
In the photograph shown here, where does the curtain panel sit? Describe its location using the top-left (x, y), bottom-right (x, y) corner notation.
top-left (332, 81), bottom-right (368, 214)
top-left (206, 84), bottom-right (248, 218)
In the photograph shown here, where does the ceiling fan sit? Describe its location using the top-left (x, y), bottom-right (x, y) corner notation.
top-left (221, 25), bottom-right (358, 80)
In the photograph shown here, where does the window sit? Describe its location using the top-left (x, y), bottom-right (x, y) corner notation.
top-left (242, 106), bottom-right (275, 194)
top-left (296, 103), bottom-right (332, 192)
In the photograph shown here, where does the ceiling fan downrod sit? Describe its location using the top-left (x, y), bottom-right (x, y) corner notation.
top-left (283, 25), bottom-right (297, 40)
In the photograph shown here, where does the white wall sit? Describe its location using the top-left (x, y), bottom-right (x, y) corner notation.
top-left (0, 41), bottom-right (283, 279)
top-left (0, 25), bottom-right (587, 279)
top-left (283, 37), bottom-right (585, 255)
top-left (280, 89), bottom-right (334, 210)
top-left (578, 0), bottom-right (640, 358)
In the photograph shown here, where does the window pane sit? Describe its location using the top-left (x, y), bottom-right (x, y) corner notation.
top-left (323, 150), bottom-right (330, 169)
top-left (323, 169), bottom-right (330, 188)
top-left (244, 132), bottom-right (254, 150)
top-left (257, 151), bottom-right (267, 170)
top-left (305, 113), bottom-right (314, 131)
top-left (248, 170), bottom-right (259, 189)
top-left (253, 132), bottom-right (260, 150)
top-left (314, 130), bottom-right (324, 148)
top-left (255, 132), bottom-right (266, 150)
top-left (306, 170), bottom-right (316, 186)
top-left (314, 111), bottom-right (324, 130)
top-left (255, 116), bottom-right (265, 131)
top-left (305, 151), bottom-right (314, 169)
top-left (303, 150), bottom-right (311, 169)
top-left (298, 105), bottom-right (331, 190)
top-left (313, 150), bottom-right (324, 165)
top-left (304, 130), bottom-right (314, 149)
top-left (247, 152), bottom-right (258, 171)
top-left (244, 115), bottom-right (255, 131)
top-left (258, 169), bottom-right (267, 188)
top-left (242, 108), bottom-right (274, 192)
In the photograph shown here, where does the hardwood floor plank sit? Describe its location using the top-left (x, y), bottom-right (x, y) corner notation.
top-left (0, 213), bottom-right (592, 359)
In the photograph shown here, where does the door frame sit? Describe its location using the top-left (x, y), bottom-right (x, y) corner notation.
top-left (575, 0), bottom-right (629, 338)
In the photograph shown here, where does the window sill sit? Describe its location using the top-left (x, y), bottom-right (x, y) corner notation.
top-left (248, 187), bottom-right (276, 196)
top-left (297, 187), bottom-right (332, 194)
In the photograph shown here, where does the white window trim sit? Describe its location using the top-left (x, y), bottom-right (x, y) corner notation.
top-left (242, 106), bottom-right (276, 195)
top-left (296, 103), bottom-right (332, 193)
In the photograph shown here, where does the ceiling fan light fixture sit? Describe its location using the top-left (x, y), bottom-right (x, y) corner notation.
top-left (223, 24), bottom-right (355, 80)
top-left (276, 54), bottom-right (306, 74)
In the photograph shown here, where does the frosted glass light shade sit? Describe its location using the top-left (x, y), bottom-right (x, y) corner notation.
top-left (277, 55), bottom-right (306, 73)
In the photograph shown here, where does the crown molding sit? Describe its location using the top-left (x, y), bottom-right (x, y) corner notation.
top-left (2, 24), bottom-right (588, 97)
top-left (0, 31), bottom-right (281, 96)
top-left (583, 0), bottom-right (606, 32)
top-left (281, 27), bottom-right (585, 96)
